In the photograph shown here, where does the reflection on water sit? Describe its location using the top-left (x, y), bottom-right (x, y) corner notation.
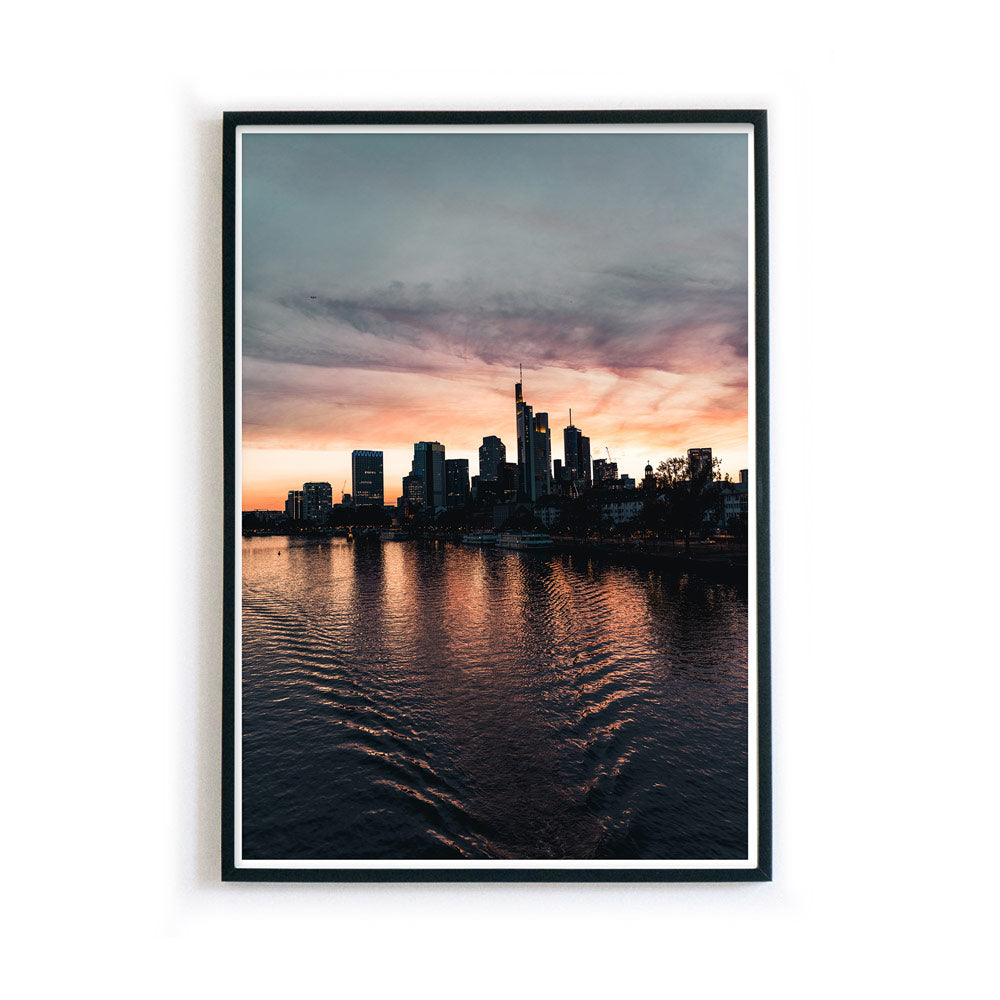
top-left (242, 536), bottom-right (748, 860)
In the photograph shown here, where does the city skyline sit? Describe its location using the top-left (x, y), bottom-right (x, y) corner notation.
top-left (241, 130), bottom-right (750, 509)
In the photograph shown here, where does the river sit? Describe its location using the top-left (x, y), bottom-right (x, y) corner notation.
top-left (241, 535), bottom-right (749, 860)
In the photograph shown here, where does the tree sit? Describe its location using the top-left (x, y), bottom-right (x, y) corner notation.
top-left (655, 455), bottom-right (725, 554)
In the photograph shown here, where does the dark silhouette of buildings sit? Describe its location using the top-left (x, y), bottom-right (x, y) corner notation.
top-left (303, 482), bottom-right (332, 521)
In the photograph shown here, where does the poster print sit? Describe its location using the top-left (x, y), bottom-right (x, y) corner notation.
top-left (223, 111), bottom-right (770, 882)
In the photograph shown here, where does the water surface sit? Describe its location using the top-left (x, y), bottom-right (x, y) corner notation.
top-left (242, 536), bottom-right (748, 860)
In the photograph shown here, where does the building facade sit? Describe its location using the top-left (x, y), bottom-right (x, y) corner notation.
top-left (351, 450), bottom-right (384, 505)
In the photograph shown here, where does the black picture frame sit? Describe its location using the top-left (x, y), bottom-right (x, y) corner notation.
top-left (222, 109), bottom-right (770, 882)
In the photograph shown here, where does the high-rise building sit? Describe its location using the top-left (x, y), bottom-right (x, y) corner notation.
top-left (579, 435), bottom-right (591, 485)
top-left (351, 450), bottom-right (384, 504)
top-left (412, 441), bottom-right (446, 508)
top-left (688, 448), bottom-right (713, 481)
top-left (302, 481), bottom-right (332, 522)
top-left (445, 458), bottom-right (470, 507)
top-left (285, 489), bottom-right (305, 520)
top-left (478, 435), bottom-right (506, 481)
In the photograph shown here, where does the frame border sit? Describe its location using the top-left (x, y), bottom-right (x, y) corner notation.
top-left (221, 109), bottom-right (770, 883)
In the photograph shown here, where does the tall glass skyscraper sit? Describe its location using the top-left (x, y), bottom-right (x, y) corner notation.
top-left (351, 450), bottom-right (384, 504)
top-left (412, 441), bottom-right (446, 508)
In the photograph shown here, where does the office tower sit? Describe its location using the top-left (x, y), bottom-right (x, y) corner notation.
top-left (579, 435), bottom-right (591, 485)
top-left (351, 450), bottom-right (384, 505)
top-left (532, 411), bottom-right (551, 497)
top-left (412, 441), bottom-right (446, 508)
top-left (302, 481), bottom-right (332, 522)
top-left (688, 447), bottom-right (713, 481)
top-left (478, 435), bottom-right (506, 481)
top-left (285, 489), bottom-right (305, 520)
top-left (445, 458), bottom-right (470, 507)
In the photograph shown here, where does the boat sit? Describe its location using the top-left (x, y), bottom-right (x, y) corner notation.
top-left (380, 529), bottom-right (409, 541)
top-left (496, 531), bottom-right (553, 550)
top-left (462, 531), bottom-right (498, 546)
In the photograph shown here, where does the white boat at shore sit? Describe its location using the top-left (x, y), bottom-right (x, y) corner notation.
top-left (496, 531), bottom-right (553, 550)
top-left (462, 531), bottom-right (497, 546)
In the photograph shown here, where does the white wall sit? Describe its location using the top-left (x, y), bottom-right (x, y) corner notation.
top-left (4, 3), bottom-right (996, 996)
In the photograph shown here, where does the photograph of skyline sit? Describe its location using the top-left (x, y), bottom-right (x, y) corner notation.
top-left (232, 119), bottom-right (762, 874)
top-left (241, 129), bottom-right (749, 510)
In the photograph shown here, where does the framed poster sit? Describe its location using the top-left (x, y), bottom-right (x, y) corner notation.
top-left (222, 110), bottom-right (770, 882)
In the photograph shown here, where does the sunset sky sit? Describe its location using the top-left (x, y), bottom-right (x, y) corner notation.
top-left (240, 128), bottom-right (750, 509)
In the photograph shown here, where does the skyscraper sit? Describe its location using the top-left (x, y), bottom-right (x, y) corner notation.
top-left (445, 459), bottom-right (470, 506)
top-left (412, 441), bottom-right (446, 508)
top-left (478, 435), bottom-right (506, 481)
top-left (351, 450), bottom-right (384, 505)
